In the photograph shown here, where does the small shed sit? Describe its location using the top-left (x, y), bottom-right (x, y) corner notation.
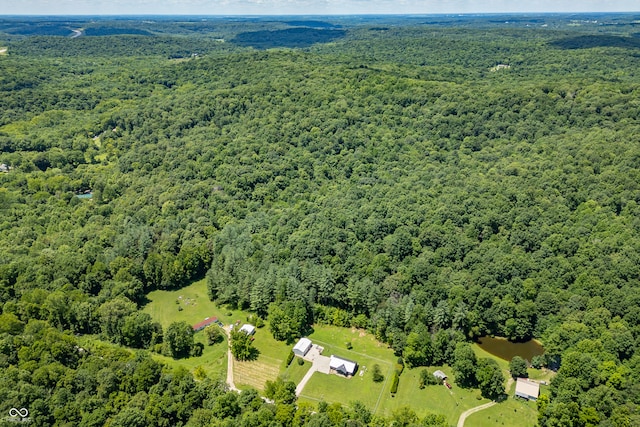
top-left (239, 324), bottom-right (256, 335)
top-left (293, 338), bottom-right (313, 357)
top-left (433, 370), bottom-right (447, 381)
top-left (330, 355), bottom-right (358, 377)
top-left (193, 317), bottom-right (218, 332)
top-left (515, 378), bottom-right (540, 400)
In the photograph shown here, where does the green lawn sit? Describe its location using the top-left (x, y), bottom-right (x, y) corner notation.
top-left (294, 325), bottom-right (396, 412)
top-left (378, 366), bottom-right (488, 425)
top-left (251, 325), bottom-right (292, 365)
top-left (152, 331), bottom-right (228, 381)
top-left (142, 279), bottom-right (247, 379)
top-left (142, 283), bottom-right (545, 426)
top-left (298, 362), bottom-right (390, 410)
top-left (308, 325), bottom-right (394, 361)
top-left (472, 343), bottom-right (510, 371)
top-left (465, 396), bottom-right (538, 427)
top-left (143, 278), bottom-right (249, 329)
top-left (282, 358), bottom-right (313, 384)
top-left (143, 279), bottom-right (289, 384)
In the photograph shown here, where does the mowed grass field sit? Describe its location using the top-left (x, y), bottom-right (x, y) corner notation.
top-left (143, 279), bottom-right (289, 386)
top-left (151, 331), bottom-right (228, 381)
top-left (143, 279), bottom-right (244, 379)
top-left (298, 326), bottom-right (395, 413)
top-left (378, 365), bottom-right (489, 425)
top-left (282, 358), bottom-right (313, 384)
top-left (143, 278), bottom-right (248, 329)
top-left (465, 395), bottom-right (538, 427)
top-left (234, 356), bottom-right (282, 390)
top-left (143, 280), bottom-right (546, 426)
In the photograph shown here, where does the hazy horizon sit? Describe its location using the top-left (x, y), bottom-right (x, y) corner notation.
top-left (2, 0), bottom-right (639, 16)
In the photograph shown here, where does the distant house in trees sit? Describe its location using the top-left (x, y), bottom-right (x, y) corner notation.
top-left (193, 317), bottom-right (218, 332)
top-left (239, 324), bottom-right (256, 335)
top-left (515, 378), bottom-right (540, 400)
top-left (293, 337), bottom-right (313, 357)
top-left (433, 370), bottom-right (448, 381)
top-left (329, 355), bottom-right (358, 377)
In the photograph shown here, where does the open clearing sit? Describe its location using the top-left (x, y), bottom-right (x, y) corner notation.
top-left (143, 278), bottom-right (250, 329)
top-left (152, 332), bottom-right (228, 381)
top-left (465, 395), bottom-right (538, 427)
top-left (234, 356), bottom-right (281, 390)
top-left (143, 281), bottom-right (543, 426)
top-left (378, 365), bottom-right (489, 425)
top-left (143, 279), bottom-right (289, 382)
top-left (143, 279), bottom-right (246, 378)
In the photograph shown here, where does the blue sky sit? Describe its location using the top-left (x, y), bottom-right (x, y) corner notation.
top-left (3, 0), bottom-right (639, 15)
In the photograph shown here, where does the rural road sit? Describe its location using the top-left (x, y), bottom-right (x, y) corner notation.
top-left (71, 29), bottom-right (83, 38)
top-left (0, 48), bottom-right (7, 54)
top-left (457, 401), bottom-right (497, 427)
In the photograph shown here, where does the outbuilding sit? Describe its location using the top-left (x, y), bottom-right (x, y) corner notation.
top-left (329, 355), bottom-right (358, 377)
top-left (293, 338), bottom-right (313, 357)
top-left (515, 378), bottom-right (540, 400)
top-left (193, 317), bottom-right (218, 332)
top-left (433, 370), bottom-right (448, 381)
top-left (239, 324), bottom-right (256, 335)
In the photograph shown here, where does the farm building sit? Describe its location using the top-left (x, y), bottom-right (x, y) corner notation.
top-left (193, 317), bottom-right (218, 332)
top-left (239, 324), bottom-right (256, 335)
top-left (433, 370), bottom-right (447, 381)
top-left (293, 338), bottom-right (313, 357)
top-left (515, 378), bottom-right (540, 400)
top-left (329, 355), bottom-right (358, 377)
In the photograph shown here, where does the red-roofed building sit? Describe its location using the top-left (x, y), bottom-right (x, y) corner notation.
top-left (193, 317), bottom-right (218, 331)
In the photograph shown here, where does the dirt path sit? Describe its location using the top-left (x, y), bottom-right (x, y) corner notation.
top-left (457, 401), bottom-right (497, 427)
top-left (0, 48), bottom-right (7, 55)
top-left (71, 29), bottom-right (83, 38)
top-left (223, 326), bottom-right (239, 392)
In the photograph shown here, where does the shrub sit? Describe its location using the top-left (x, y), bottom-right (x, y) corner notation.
top-left (390, 371), bottom-right (400, 394)
top-left (286, 351), bottom-right (295, 366)
top-left (531, 355), bottom-right (545, 369)
top-left (205, 325), bottom-right (224, 345)
top-left (372, 364), bottom-right (384, 383)
top-left (346, 342), bottom-right (353, 350)
top-left (418, 369), bottom-right (439, 388)
top-left (190, 342), bottom-right (204, 357)
top-left (297, 357), bottom-right (305, 366)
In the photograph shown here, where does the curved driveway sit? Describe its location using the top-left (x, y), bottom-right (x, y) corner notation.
top-left (457, 401), bottom-right (496, 427)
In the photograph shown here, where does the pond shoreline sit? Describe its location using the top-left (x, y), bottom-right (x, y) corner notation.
top-left (476, 336), bottom-right (544, 362)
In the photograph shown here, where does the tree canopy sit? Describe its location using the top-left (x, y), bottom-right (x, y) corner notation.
top-left (1, 13), bottom-right (640, 426)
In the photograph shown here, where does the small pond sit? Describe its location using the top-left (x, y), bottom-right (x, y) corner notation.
top-left (477, 336), bottom-right (544, 362)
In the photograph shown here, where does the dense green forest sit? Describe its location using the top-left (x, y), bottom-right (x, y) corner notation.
top-left (1, 14), bottom-right (640, 426)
